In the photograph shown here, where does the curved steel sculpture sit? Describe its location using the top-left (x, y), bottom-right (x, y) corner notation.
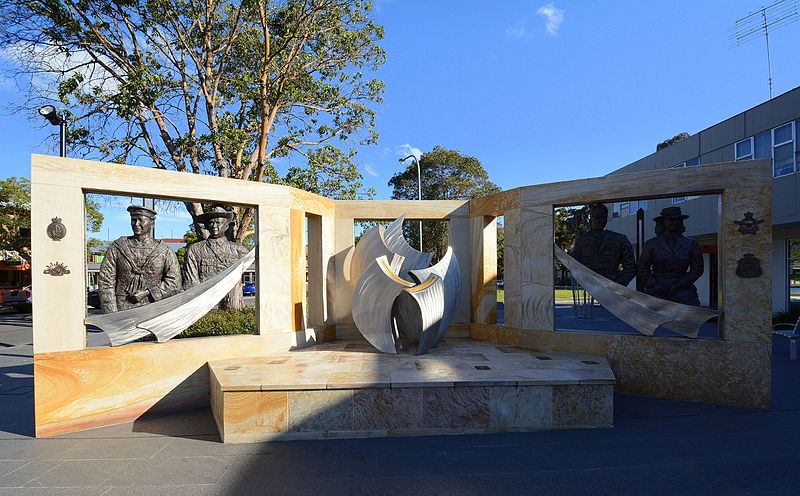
top-left (352, 256), bottom-right (416, 353)
top-left (351, 216), bottom-right (461, 354)
top-left (409, 246), bottom-right (461, 346)
top-left (349, 224), bottom-right (405, 290)
top-left (87, 248), bottom-right (256, 346)
top-left (392, 275), bottom-right (445, 355)
top-left (554, 245), bottom-right (716, 338)
top-left (383, 215), bottom-right (434, 280)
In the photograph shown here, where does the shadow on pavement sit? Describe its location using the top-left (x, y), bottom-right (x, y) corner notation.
top-left (0, 362), bottom-right (34, 437)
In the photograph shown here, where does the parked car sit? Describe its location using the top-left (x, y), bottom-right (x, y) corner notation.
top-left (2, 286), bottom-right (32, 313)
top-left (497, 280), bottom-right (504, 289)
top-left (242, 282), bottom-right (256, 296)
top-left (87, 290), bottom-right (102, 309)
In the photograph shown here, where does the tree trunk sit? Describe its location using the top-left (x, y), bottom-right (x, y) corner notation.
top-left (219, 285), bottom-right (245, 311)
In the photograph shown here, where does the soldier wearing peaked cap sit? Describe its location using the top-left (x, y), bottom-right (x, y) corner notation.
top-left (98, 205), bottom-right (182, 313)
top-left (637, 206), bottom-right (704, 306)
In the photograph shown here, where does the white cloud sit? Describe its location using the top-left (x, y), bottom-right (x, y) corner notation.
top-left (537, 3), bottom-right (565, 36)
top-left (505, 26), bottom-right (528, 38)
top-left (0, 42), bottom-right (120, 96)
top-left (364, 163), bottom-right (378, 176)
top-left (396, 144), bottom-right (421, 161)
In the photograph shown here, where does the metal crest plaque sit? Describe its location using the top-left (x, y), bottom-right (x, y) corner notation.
top-left (46, 217), bottom-right (67, 241)
top-left (734, 212), bottom-right (764, 235)
top-left (736, 254), bottom-right (762, 278)
top-left (44, 262), bottom-right (70, 276)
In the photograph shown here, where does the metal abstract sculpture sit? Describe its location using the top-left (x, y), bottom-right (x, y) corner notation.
top-left (409, 246), bottom-right (461, 347)
top-left (350, 216), bottom-right (460, 354)
top-left (392, 275), bottom-right (445, 355)
top-left (555, 245), bottom-right (716, 338)
top-left (383, 215), bottom-right (434, 280)
top-left (87, 248), bottom-right (256, 346)
top-left (349, 223), bottom-right (405, 290)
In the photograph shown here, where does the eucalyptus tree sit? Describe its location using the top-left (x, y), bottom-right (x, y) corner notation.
top-left (0, 0), bottom-right (385, 241)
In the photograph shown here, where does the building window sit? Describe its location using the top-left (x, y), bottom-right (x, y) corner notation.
top-left (774, 122), bottom-right (795, 177)
top-left (610, 199), bottom-right (647, 218)
top-left (789, 239), bottom-right (800, 310)
top-left (672, 158), bottom-right (700, 203)
top-left (735, 138), bottom-right (753, 160)
top-left (736, 123), bottom-right (797, 177)
top-left (796, 119), bottom-right (800, 166)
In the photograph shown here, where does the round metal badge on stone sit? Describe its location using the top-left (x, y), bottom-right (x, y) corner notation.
top-left (47, 217), bottom-right (67, 241)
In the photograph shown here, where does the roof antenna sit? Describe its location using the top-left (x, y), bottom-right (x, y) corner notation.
top-left (729, 0), bottom-right (799, 99)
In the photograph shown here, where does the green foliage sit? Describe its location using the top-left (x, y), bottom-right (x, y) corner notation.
top-left (86, 237), bottom-right (108, 263)
top-left (176, 228), bottom-right (200, 269)
top-left (497, 223), bottom-right (504, 281)
top-left (85, 195), bottom-right (104, 233)
top-left (178, 308), bottom-right (256, 338)
top-left (553, 205), bottom-right (590, 282)
top-left (554, 206), bottom-right (590, 252)
top-left (0, 177), bottom-right (31, 254)
top-left (1, 0), bottom-right (385, 238)
top-left (656, 132), bottom-right (690, 151)
top-left (0, 178), bottom-right (103, 259)
top-left (388, 146), bottom-right (501, 262)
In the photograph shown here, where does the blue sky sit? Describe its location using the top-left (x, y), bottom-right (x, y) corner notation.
top-left (1, 0), bottom-right (799, 240)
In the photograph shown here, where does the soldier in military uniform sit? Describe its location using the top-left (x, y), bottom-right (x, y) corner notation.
top-left (183, 205), bottom-right (249, 310)
top-left (98, 205), bottom-right (182, 313)
top-left (571, 203), bottom-right (636, 286)
top-left (638, 206), bottom-right (703, 306)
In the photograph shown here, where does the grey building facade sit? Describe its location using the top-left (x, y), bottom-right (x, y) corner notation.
top-left (606, 85), bottom-right (800, 313)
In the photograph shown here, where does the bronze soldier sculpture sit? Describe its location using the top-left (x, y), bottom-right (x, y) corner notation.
top-left (183, 205), bottom-right (249, 310)
top-left (98, 206), bottom-right (182, 313)
top-left (638, 206), bottom-right (704, 306)
top-left (571, 203), bottom-right (636, 286)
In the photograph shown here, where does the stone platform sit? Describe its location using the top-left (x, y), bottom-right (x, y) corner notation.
top-left (209, 339), bottom-right (615, 443)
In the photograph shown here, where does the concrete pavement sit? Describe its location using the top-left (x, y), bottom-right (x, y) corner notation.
top-left (1, 312), bottom-right (798, 495)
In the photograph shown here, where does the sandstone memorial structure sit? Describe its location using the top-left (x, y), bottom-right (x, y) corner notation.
top-left (31, 155), bottom-right (773, 442)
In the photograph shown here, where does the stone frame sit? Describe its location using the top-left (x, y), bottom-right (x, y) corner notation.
top-left (31, 155), bottom-right (772, 438)
top-left (470, 159), bottom-right (773, 408)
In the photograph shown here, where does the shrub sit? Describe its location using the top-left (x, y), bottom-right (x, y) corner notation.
top-left (133, 307), bottom-right (256, 342)
top-left (177, 308), bottom-right (256, 338)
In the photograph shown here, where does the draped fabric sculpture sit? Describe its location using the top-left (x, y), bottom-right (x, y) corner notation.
top-left (351, 215), bottom-right (461, 354)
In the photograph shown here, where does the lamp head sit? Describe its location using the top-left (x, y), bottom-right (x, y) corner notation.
top-left (38, 105), bottom-right (63, 126)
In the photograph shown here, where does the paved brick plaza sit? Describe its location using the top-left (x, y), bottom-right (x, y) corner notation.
top-left (1, 313), bottom-right (798, 495)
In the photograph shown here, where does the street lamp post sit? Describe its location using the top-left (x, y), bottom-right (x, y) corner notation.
top-left (399, 154), bottom-right (423, 250)
top-left (38, 105), bottom-right (66, 157)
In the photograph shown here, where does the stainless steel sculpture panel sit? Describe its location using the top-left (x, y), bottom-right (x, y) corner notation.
top-left (349, 224), bottom-right (406, 290)
top-left (409, 246), bottom-right (461, 346)
top-left (383, 215), bottom-right (434, 280)
top-left (392, 275), bottom-right (445, 355)
top-left (352, 255), bottom-right (415, 354)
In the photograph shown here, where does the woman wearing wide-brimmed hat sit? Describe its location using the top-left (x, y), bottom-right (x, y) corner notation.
top-left (637, 206), bottom-right (704, 306)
